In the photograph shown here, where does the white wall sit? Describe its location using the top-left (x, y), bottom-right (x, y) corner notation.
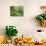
top-left (0, 0), bottom-right (46, 39)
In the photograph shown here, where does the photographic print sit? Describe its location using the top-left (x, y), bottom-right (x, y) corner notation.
top-left (10, 6), bottom-right (23, 16)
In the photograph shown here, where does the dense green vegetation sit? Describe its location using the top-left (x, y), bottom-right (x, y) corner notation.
top-left (5, 26), bottom-right (18, 39)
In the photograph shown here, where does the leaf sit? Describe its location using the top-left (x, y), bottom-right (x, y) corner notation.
top-left (36, 15), bottom-right (44, 21)
top-left (5, 26), bottom-right (18, 38)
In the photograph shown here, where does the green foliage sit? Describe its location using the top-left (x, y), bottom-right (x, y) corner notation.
top-left (36, 15), bottom-right (44, 21)
top-left (10, 6), bottom-right (23, 16)
top-left (36, 14), bottom-right (46, 21)
top-left (5, 26), bottom-right (18, 38)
